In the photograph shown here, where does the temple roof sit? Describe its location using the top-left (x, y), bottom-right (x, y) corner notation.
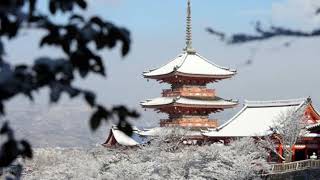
top-left (141, 96), bottom-right (238, 108)
top-left (104, 128), bottom-right (147, 146)
top-left (203, 98), bottom-right (318, 137)
top-left (143, 52), bottom-right (236, 79)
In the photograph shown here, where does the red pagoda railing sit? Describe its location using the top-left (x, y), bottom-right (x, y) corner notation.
top-left (162, 87), bottom-right (215, 97)
top-left (160, 118), bottom-right (218, 128)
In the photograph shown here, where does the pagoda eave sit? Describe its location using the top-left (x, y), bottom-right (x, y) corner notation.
top-left (141, 96), bottom-right (238, 107)
top-left (144, 71), bottom-right (235, 83)
top-left (141, 103), bottom-right (237, 109)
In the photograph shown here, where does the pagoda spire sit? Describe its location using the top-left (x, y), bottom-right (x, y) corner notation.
top-left (184, 0), bottom-right (196, 54)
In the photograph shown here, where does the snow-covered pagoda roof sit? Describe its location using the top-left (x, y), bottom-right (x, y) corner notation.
top-left (143, 0), bottom-right (235, 80)
top-left (203, 98), bottom-right (319, 137)
top-left (143, 52), bottom-right (236, 79)
top-left (141, 96), bottom-right (238, 108)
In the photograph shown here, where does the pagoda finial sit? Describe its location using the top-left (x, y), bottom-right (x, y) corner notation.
top-left (184, 0), bottom-right (196, 54)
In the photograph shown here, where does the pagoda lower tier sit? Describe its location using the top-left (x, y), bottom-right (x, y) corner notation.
top-left (141, 95), bottom-right (238, 129)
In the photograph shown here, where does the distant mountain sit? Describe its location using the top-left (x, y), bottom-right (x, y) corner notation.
top-left (5, 103), bottom-right (108, 148)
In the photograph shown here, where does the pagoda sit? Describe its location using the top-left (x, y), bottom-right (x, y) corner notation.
top-left (141, 0), bottom-right (238, 129)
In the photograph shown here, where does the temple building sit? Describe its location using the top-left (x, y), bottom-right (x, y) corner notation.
top-left (140, 0), bottom-right (238, 129)
top-left (203, 98), bottom-right (320, 162)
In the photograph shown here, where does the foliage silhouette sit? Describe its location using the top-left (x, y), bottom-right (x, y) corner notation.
top-left (207, 8), bottom-right (320, 44)
top-left (0, 0), bottom-right (139, 170)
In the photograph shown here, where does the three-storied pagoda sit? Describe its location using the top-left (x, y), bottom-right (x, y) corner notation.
top-left (141, 0), bottom-right (238, 129)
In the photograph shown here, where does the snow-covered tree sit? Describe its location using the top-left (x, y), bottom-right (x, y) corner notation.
top-left (21, 131), bottom-right (270, 180)
top-left (186, 138), bottom-right (270, 180)
top-left (260, 106), bottom-right (308, 162)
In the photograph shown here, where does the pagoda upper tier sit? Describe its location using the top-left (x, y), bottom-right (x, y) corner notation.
top-left (143, 51), bottom-right (236, 84)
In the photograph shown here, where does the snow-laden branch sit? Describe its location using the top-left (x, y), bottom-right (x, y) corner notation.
top-left (21, 132), bottom-right (270, 180)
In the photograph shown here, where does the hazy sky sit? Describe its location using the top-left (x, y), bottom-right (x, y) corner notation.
top-left (6, 0), bottom-right (320, 128)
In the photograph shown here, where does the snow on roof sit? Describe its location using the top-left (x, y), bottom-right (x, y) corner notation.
top-left (143, 52), bottom-right (236, 78)
top-left (137, 127), bottom-right (165, 136)
top-left (137, 127), bottom-right (203, 137)
top-left (141, 96), bottom-right (238, 107)
top-left (303, 133), bottom-right (320, 138)
top-left (306, 122), bottom-right (320, 130)
top-left (244, 98), bottom-right (308, 107)
top-left (203, 98), bottom-right (309, 137)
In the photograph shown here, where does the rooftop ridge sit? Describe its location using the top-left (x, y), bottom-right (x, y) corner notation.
top-left (195, 52), bottom-right (237, 73)
top-left (174, 52), bottom-right (189, 70)
top-left (142, 52), bottom-right (185, 74)
top-left (244, 98), bottom-right (309, 107)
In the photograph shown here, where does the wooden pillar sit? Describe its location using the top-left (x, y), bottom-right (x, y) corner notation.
top-left (278, 144), bottom-right (283, 163)
top-left (318, 142), bottom-right (320, 158)
top-left (305, 145), bottom-right (308, 160)
top-left (292, 146), bottom-right (296, 162)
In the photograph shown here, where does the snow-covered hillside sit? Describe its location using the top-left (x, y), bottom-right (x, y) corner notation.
top-left (5, 102), bottom-right (108, 148)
